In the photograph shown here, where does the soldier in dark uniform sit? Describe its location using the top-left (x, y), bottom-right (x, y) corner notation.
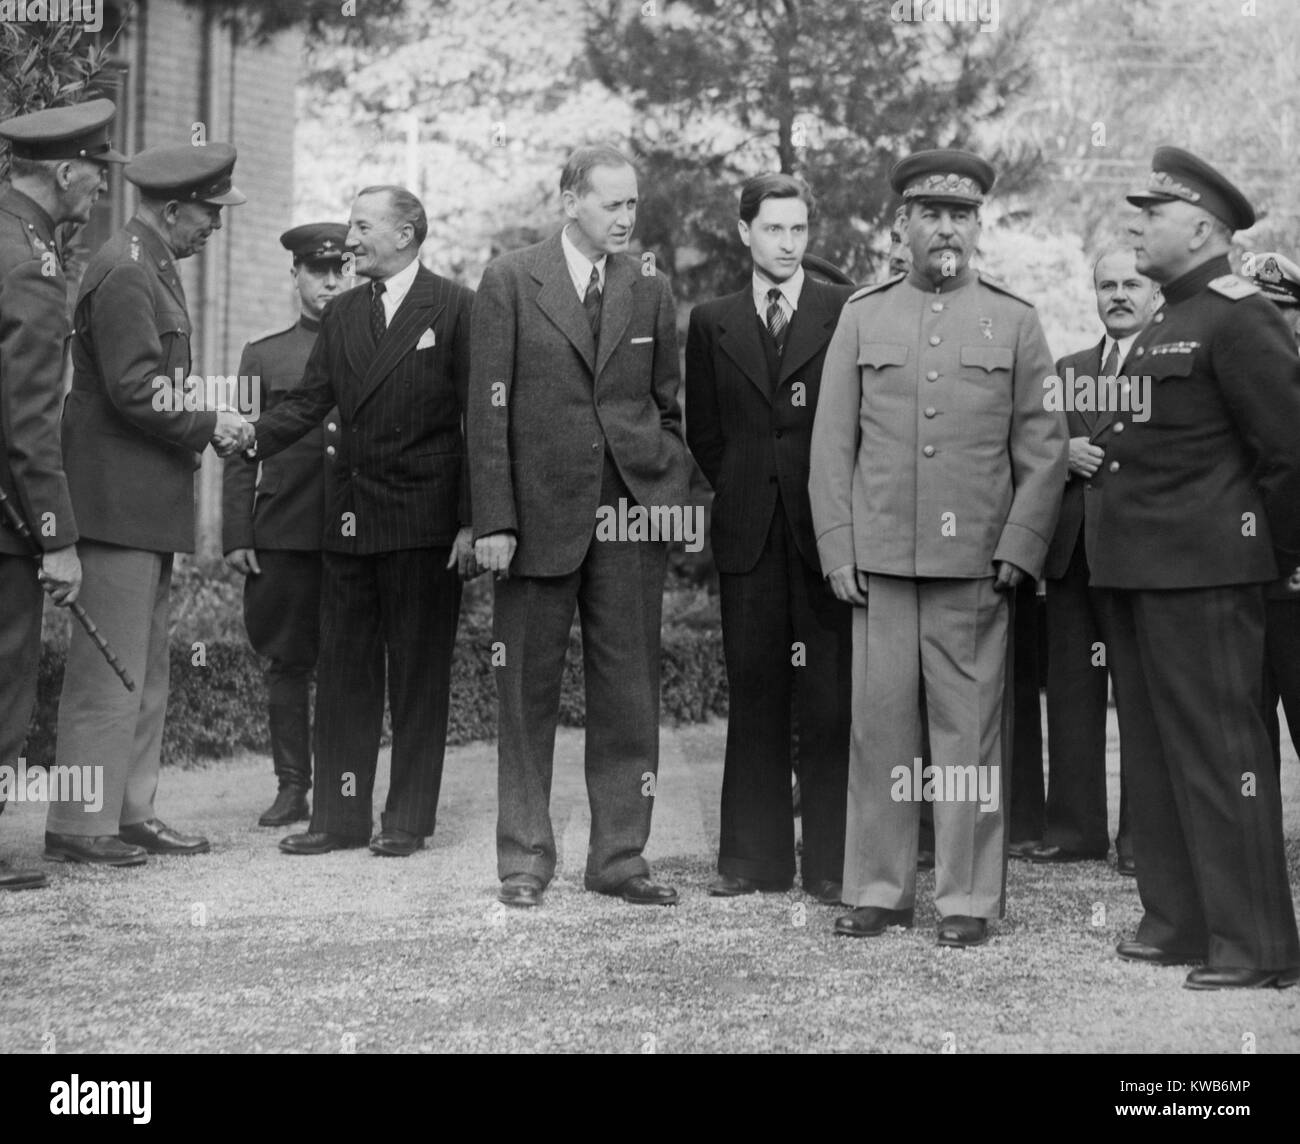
top-left (0, 100), bottom-right (127, 889)
top-left (1094, 148), bottom-right (1300, 989)
top-left (223, 223), bottom-right (347, 826)
top-left (45, 142), bottom-right (249, 866)
top-left (1242, 251), bottom-right (1300, 775)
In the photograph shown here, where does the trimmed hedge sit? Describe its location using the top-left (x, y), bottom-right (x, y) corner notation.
top-left (25, 609), bottom-right (728, 769)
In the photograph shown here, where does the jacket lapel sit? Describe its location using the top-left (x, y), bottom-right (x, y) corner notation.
top-left (1088, 338), bottom-right (1111, 436)
top-left (778, 278), bottom-right (839, 387)
top-left (594, 253), bottom-right (634, 382)
top-left (718, 289), bottom-right (771, 404)
top-left (353, 267), bottom-right (444, 412)
top-left (533, 231), bottom-right (595, 375)
top-left (338, 289), bottom-right (374, 399)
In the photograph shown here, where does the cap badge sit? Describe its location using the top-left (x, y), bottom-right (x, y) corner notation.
top-left (1148, 170), bottom-right (1201, 203)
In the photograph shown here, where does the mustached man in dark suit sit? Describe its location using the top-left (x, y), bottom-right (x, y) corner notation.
top-left (469, 145), bottom-right (694, 909)
top-left (248, 186), bottom-right (476, 859)
top-left (685, 174), bottom-right (854, 905)
top-left (1029, 247), bottom-right (1156, 875)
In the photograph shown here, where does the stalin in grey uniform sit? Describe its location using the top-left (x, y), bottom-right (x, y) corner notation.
top-left (45, 143), bottom-right (249, 866)
top-left (223, 223), bottom-right (346, 827)
top-left (0, 100), bottom-right (127, 890)
top-left (810, 150), bottom-right (1066, 948)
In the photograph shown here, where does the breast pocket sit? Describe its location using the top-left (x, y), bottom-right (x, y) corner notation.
top-left (958, 345), bottom-right (1014, 417)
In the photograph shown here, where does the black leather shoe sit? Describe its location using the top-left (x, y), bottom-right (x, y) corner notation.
top-left (610, 875), bottom-right (678, 905)
top-left (1028, 844), bottom-right (1107, 864)
top-left (119, 819), bottom-right (210, 855)
top-left (278, 831), bottom-right (367, 855)
top-left (1007, 839), bottom-right (1040, 860)
top-left (1184, 966), bottom-right (1289, 991)
top-left (1116, 854), bottom-right (1137, 877)
top-left (258, 787), bottom-right (309, 827)
top-left (937, 915), bottom-right (988, 947)
top-left (498, 873), bottom-right (545, 907)
top-left (44, 832), bottom-right (147, 867)
top-left (834, 905), bottom-right (913, 937)
top-left (916, 849), bottom-right (935, 870)
top-left (369, 828), bottom-right (424, 857)
top-left (1116, 939), bottom-right (1200, 966)
top-left (0, 860), bottom-right (49, 890)
top-left (803, 879), bottom-right (843, 906)
top-left (709, 873), bottom-right (790, 896)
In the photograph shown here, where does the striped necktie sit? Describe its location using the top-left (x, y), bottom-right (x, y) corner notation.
top-left (766, 287), bottom-right (788, 353)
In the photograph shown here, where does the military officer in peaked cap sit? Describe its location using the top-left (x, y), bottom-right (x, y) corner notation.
top-left (1090, 148), bottom-right (1300, 989)
top-left (810, 149), bottom-right (1066, 948)
top-left (45, 142), bottom-right (250, 866)
top-left (223, 223), bottom-right (347, 827)
top-left (0, 99), bottom-right (127, 889)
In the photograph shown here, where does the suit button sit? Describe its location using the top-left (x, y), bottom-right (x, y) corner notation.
top-left (326, 445), bottom-right (336, 457)
top-left (931, 302), bottom-right (943, 312)
top-left (926, 370), bottom-right (939, 381)
top-left (929, 335), bottom-right (941, 346)
top-left (592, 442), bottom-right (599, 452)
top-left (922, 445), bottom-right (935, 457)
top-left (1113, 422), bottom-right (1124, 433)
top-left (351, 467), bottom-right (359, 476)
top-left (774, 429), bottom-right (783, 438)
top-left (924, 407), bottom-right (936, 418)
top-left (1134, 346), bottom-right (1145, 357)
top-left (1085, 482), bottom-right (1093, 490)
top-left (327, 421), bottom-right (337, 432)
top-left (1108, 460), bottom-right (1120, 473)
top-left (1154, 313), bottom-right (1164, 323)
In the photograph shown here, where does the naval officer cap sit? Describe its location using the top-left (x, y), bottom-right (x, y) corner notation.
top-left (280, 222), bottom-right (349, 265)
top-left (890, 148), bottom-right (996, 207)
top-left (1126, 146), bottom-right (1255, 232)
top-left (1244, 251), bottom-right (1300, 307)
top-left (0, 98), bottom-right (128, 164)
top-left (124, 142), bottom-right (247, 206)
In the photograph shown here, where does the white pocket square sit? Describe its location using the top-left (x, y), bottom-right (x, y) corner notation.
top-left (416, 328), bottom-right (437, 350)
top-left (630, 336), bottom-right (654, 345)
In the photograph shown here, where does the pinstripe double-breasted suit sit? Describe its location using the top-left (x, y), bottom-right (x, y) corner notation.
top-left (251, 262), bottom-right (473, 840)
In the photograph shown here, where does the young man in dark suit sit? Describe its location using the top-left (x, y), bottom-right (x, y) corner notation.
top-left (1030, 248), bottom-right (1156, 875)
top-left (248, 186), bottom-right (476, 858)
top-left (469, 145), bottom-right (694, 908)
top-left (685, 174), bottom-right (854, 905)
top-left (222, 223), bottom-right (347, 827)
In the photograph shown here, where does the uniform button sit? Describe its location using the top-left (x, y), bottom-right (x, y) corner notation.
top-left (1113, 422), bottom-right (1124, 433)
top-left (591, 442), bottom-right (599, 452)
top-left (929, 335), bottom-right (941, 346)
top-left (922, 445), bottom-right (935, 458)
top-left (1134, 347), bottom-right (1145, 357)
top-left (326, 445), bottom-right (336, 457)
top-left (1154, 313), bottom-right (1164, 323)
top-left (351, 466), bottom-right (359, 476)
top-left (327, 421), bottom-right (337, 432)
top-left (1108, 460), bottom-right (1119, 473)
top-left (931, 302), bottom-right (943, 312)
top-left (926, 370), bottom-right (939, 381)
top-left (352, 425), bottom-right (359, 433)
top-left (924, 407), bottom-right (936, 418)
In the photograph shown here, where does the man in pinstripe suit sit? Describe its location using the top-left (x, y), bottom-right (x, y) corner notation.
top-left (247, 186), bottom-right (476, 858)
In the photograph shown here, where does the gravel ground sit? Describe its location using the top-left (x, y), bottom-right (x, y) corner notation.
top-left (2, 709), bottom-right (1298, 1054)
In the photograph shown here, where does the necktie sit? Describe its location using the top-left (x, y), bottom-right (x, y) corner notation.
top-left (766, 287), bottom-right (788, 353)
top-left (369, 280), bottom-right (387, 343)
top-left (584, 265), bottom-right (602, 338)
top-left (1100, 340), bottom-right (1120, 378)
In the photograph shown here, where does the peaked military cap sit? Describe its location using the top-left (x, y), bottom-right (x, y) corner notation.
top-left (280, 222), bottom-right (349, 264)
top-left (1126, 146), bottom-right (1255, 232)
top-left (890, 149), bottom-right (996, 206)
top-left (125, 142), bottom-right (247, 206)
top-left (0, 98), bottom-right (128, 164)
top-left (1244, 251), bottom-right (1300, 307)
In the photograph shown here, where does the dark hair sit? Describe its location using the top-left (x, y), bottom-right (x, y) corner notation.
top-left (560, 145), bottom-right (635, 197)
top-left (739, 173), bottom-right (815, 225)
top-left (357, 184), bottom-right (428, 246)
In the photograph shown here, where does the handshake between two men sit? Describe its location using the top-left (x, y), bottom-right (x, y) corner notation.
top-left (212, 410), bottom-right (256, 458)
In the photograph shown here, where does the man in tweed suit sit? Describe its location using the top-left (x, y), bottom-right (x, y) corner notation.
top-left (248, 186), bottom-right (476, 858)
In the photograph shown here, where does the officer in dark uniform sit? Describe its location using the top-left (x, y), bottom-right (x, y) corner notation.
top-left (1093, 147), bottom-right (1300, 989)
top-left (223, 223), bottom-right (346, 826)
top-left (0, 100), bottom-right (127, 889)
top-left (1242, 251), bottom-right (1300, 774)
top-left (45, 142), bottom-right (248, 866)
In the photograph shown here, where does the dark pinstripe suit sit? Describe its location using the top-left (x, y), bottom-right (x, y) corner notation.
top-left (252, 264), bottom-right (472, 839)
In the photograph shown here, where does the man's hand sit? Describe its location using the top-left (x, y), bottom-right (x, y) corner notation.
top-left (826, 564), bottom-right (868, 606)
top-left (447, 526), bottom-right (479, 580)
top-left (39, 544), bottom-right (81, 607)
top-left (1068, 436), bottom-right (1104, 479)
top-left (993, 560), bottom-right (1028, 592)
top-left (226, 548), bottom-right (261, 576)
top-left (475, 531), bottom-right (517, 579)
top-left (212, 411), bottom-right (254, 458)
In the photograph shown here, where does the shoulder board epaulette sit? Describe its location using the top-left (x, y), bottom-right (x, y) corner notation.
top-left (846, 277), bottom-right (902, 304)
top-left (246, 323), bottom-right (296, 346)
top-left (978, 272), bottom-right (1034, 307)
top-left (1207, 274), bottom-right (1259, 300)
